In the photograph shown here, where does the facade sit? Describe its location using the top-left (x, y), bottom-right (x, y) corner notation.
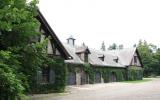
top-left (36, 10), bottom-right (143, 87)
top-left (64, 37), bottom-right (143, 85)
top-left (36, 10), bottom-right (71, 85)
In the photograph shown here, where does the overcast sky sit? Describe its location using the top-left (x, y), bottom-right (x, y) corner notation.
top-left (38, 0), bottom-right (160, 49)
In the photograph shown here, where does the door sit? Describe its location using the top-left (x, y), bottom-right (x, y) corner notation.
top-left (67, 72), bottom-right (76, 85)
top-left (95, 72), bottom-right (101, 83)
top-left (81, 72), bottom-right (89, 85)
top-left (111, 72), bottom-right (117, 82)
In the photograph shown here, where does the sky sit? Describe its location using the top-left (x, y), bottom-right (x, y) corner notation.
top-left (38, 0), bottom-right (160, 49)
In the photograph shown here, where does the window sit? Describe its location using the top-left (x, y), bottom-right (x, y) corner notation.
top-left (99, 57), bottom-right (104, 61)
top-left (42, 67), bottom-right (50, 83)
top-left (134, 56), bottom-right (137, 63)
top-left (84, 53), bottom-right (88, 62)
top-left (113, 58), bottom-right (118, 63)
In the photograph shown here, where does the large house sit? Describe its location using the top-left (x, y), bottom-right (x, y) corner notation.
top-left (36, 10), bottom-right (72, 85)
top-left (36, 10), bottom-right (143, 88)
top-left (64, 36), bottom-right (143, 85)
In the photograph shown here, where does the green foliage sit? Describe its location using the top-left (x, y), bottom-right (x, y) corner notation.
top-left (108, 43), bottom-right (117, 50)
top-left (84, 64), bottom-right (126, 83)
top-left (0, 0), bottom-right (39, 48)
top-left (84, 63), bottom-right (95, 84)
top-left (127, 67), bottom-right (143, 81)
top-left (94, 67), bottom-right (126, 82)
top-left (137, 40), bottom-right (160, 77)
top-left (0, 0), bottom-right (47, 99)
top-left (0, 51), bottom-right (25, 100)
top-left (31, 58), bottom-right (66, 93)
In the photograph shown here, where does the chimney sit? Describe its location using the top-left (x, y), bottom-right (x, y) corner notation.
top-left (67, 35), bottom-right (76, 46)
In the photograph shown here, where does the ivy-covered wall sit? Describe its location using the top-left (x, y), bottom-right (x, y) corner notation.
top-left (127, 66), bottom-right (143, 81)
top-left (31, 63), bottom-right (143, 94)
top-left (31, 58), bottom-right (67, 94)
top-left (67, 63), bottom-right (127, 84)
top-left (66, 64), bottom-right (143, 85)
top-left (92, 66), bottom-right (126, 83)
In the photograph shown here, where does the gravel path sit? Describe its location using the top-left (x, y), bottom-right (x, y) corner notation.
top-left (30, 78), bottom-right (160, 100)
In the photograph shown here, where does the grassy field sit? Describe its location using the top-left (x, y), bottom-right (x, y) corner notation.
top-left (122, 78), bottom-right (152, 83)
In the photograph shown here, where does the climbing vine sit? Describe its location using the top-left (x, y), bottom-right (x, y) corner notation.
top-left (84, 63), bottom-right (95, 84)
top-left (31, 58), bottom-right (66, 93)
top-left (127, 66), bottom-right (143, 80)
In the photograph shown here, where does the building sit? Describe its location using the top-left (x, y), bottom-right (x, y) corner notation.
top-left (36, 10), bottom-right (72, 85)
top-left (36, 10), bottom-right (143, 87)
top-left (64, 36), bottom-right (143, 85)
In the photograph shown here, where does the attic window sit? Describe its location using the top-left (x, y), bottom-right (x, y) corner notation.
top-left (134, 56), bottom-right (137, 63)
top-left (84, 53), bottom-right (89, 62)
top-left (113, 58), bottom-right (118, 63)
top-left (98, 55), bottom-right (105, 61)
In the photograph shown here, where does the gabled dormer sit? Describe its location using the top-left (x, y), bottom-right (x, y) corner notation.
top-left (98, 54), bottom-right (105, 61)
top-left (113, 57), bottom-right (119, 63)
top-left (76, 44), bottom-right (91, 63)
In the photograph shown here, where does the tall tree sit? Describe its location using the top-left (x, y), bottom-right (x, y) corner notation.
top-left (101, 41), bottom-right (106, 51)
top-left (137, 40), bottom-right (159, 76)
top-left (0, 0), bottom-right (49, 99)
top-left (108, 43), bottom-right (117, 50)
top-left (118, 44), bottom-right (124, 50)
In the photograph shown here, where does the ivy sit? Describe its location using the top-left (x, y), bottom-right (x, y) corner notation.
top-left (31, 58), bottom-right (67, 93)
top-left (83, 63), bottom-right (95, 84)
top-left (127, 66), bottom-right (143, 80)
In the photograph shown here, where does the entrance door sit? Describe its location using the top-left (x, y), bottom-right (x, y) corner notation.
top-left (81, 72), bottom-right (89, 85)
top-left (111, 72), bottom-right (117, 82)
top-left (67, 72), bottom-right (76, 85)
top-left (95, 72), bottom-right (101, 83)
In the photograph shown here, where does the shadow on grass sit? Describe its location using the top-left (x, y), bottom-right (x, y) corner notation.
top-left (122, 78), bottom-right (152, 83)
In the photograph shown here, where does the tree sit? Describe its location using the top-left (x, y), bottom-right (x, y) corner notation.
top-left (101, 41), bottom-right (106, 51)
top-left (118, 44), bottom-right (124, 50)
top-left (0, 0), bottom-right (44, 99)
top-left (0, 0), bottom-right (39, 48)
top-left (0, 51), bottom-right (25, 99)
top-left (108, 43), bottom-right (117, 50)
top-left (137, 40), bottom-right (159, 77)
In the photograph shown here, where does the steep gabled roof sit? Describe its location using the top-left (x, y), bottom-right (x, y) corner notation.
top-left (107, 47), bottom-right (143, 67)
top-left (63, 43), bottom-right (84, 64)
top-left (63, 42), bottom-right (143, 68)
top-left (63, 43), bottom-right (125, 68)
top-left (89, 49), bottom-right (125, 67)
top-left (36, 9), bottom-right (72, 60)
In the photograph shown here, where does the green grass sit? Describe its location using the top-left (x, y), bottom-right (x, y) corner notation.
top-left (122, 78), bottom-right (152, 83)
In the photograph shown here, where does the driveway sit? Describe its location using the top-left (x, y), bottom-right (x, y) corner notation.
top-left (30, 78), bottom-right (160, 100)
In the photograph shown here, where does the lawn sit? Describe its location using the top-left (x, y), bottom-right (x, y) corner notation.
top-left (122, 78), bottom-right (152, 83)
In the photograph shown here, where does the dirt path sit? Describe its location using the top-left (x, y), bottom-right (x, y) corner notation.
top-left (30, 78), bottom-right (160, 100)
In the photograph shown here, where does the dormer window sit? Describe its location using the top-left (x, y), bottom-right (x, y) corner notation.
top-left (113, 57), bottom-right (119, 63)
top-left (98, 54), bottom-right (105, 61)
top-left (77, 52), bottom-right (89, 62)
top-left (76, 46), bottom-right (91, 63)
top-left (84, 52), bottom-right (89, 62)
